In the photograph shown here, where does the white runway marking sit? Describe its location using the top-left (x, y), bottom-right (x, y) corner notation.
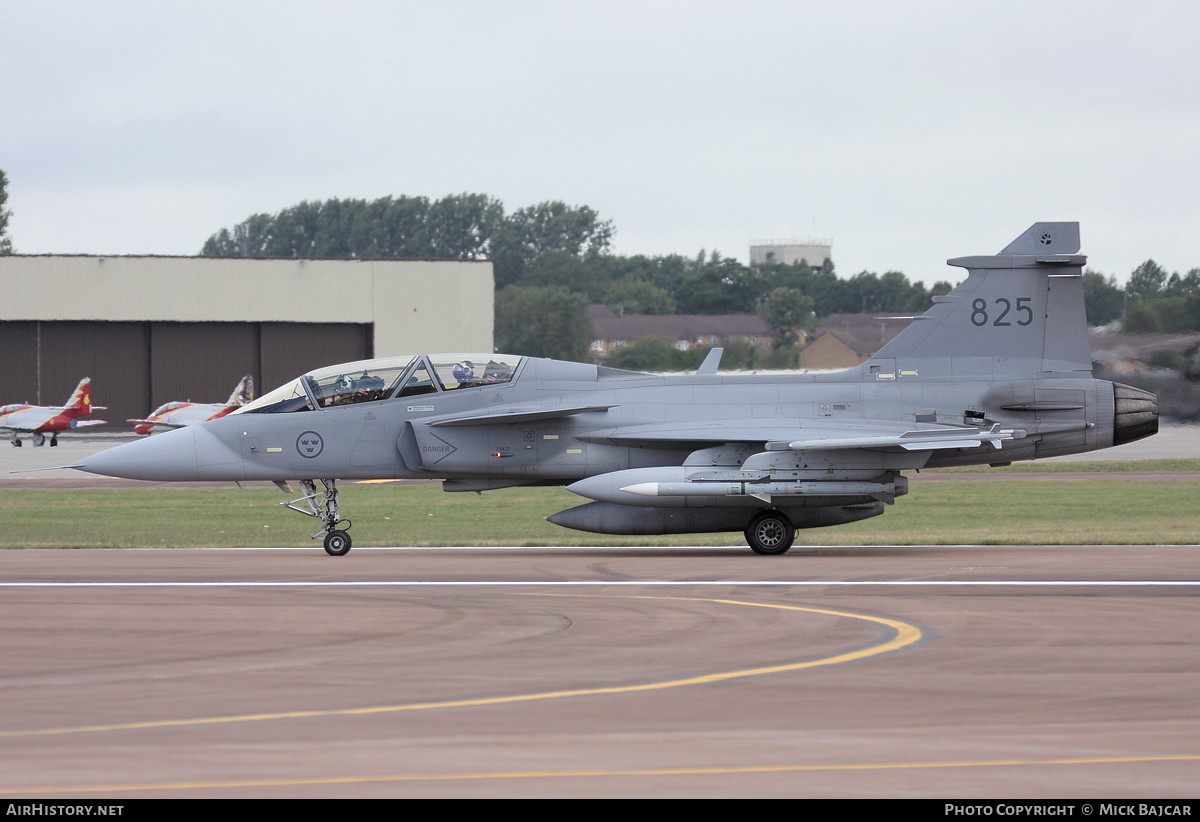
top-left (10, 543), bottom-right (1200, 552)
top-left (2, 580), bottom-right (1198, 588)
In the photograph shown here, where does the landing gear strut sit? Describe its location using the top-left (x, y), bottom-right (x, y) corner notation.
top-left (281, 479), bottom-right (353, 556)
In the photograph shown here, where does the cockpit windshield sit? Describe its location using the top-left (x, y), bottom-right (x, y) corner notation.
top-left (235, 354), bottom-right (523, 414)
top-left (307, 360), bottom-right (414, 408)
top-left (429, 355), bottom-right (521, 390)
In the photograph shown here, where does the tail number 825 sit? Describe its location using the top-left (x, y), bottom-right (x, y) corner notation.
top-left (971, 297), bottom-right (1033, 327)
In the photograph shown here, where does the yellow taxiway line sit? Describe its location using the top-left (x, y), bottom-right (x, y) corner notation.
top-left (0, 596), bottom-right (921, 740)
top-left (3, 755), bottom-right (1198, 795)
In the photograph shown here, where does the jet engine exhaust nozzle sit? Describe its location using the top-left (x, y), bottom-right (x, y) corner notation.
top-left (1112, 383), bottom-right (1159, 447)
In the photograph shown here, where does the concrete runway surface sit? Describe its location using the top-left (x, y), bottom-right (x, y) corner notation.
top-left (1, 544), bottom-right (1198, 798)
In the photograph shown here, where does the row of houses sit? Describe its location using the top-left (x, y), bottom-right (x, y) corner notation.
top-left (588, 306), bottom-right (912, 371)
top-left (587, 305), bottom-right (786, 356)
top-left (590, 303), bottom-right (1200, 374)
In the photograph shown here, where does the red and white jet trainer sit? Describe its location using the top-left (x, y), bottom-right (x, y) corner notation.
top-left (128, 375), bottom-right (254, 435)
top-left (1, 378), bottom-right (107, 447)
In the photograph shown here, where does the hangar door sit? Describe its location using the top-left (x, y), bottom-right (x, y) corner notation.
top-left (0, 321), bottom-right (372, 431)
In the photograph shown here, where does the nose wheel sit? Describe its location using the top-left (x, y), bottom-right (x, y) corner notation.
top-left (280, 479), bottom-right (353, 556)
top-left (323, 530), bottom-right (352, 556)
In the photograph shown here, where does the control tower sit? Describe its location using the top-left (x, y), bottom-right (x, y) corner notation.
top-left (749, 237), bottom-right (832, 267)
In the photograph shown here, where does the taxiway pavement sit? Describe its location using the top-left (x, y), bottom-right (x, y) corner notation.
top-left (0, 544), bottom-right (1197, 798)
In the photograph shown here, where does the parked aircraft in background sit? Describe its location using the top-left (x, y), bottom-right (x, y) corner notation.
top-left (128, 376), bottom-right (254, 435)
top-left (2, 378), bottom-right (107, 447)
top-left (71, 224), bottom-right (1158, 555)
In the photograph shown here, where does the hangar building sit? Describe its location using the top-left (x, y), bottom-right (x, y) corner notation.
top-left (0, 255), bottom-right (494, 431)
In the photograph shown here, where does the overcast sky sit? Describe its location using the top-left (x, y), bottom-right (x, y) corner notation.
top-left (3, 1), bottom-right (1198, 286)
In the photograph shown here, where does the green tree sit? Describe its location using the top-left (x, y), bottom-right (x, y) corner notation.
top-left (1082, 270), bottom-right (1125, 326)
top-left (425, 193), bottom-right (506, 259)
top-left (876, 271), bottom-right (910, 311)
top-left (494, 285), bottom-right (593, 361)
top-left (1126, 260), bottom-right (1168, 303)
top-left (0, 168), bottom-right (12, 255)
top-left (1123, 301), bottom-right (1161, 333)
top-left (604, 337), bottom-right (709, 371)
top-left (1154, 295), bottom-right (1200, 333)
top-left (519, 250), bottom-right (611, 302)
top-left (759, 287), bottom-right (814, 346)
top-left (201, 193), bottom-right (503, 259)
top-left (1117, 261), bottom-right (1200, 333)
top-left (491, 201), bottom-right (614, 288)
top-left (675, 251), bottom-right (760, 314)
top-left (605, 337), bottom-right (676, 371)
top-left (600, 254), bottom-right (692, 297)
top-left (717, 335), bottom-right (758, 370)
top-left (892, 279), bottom-right (953, 313)
top-left (604, 278), bottom-right (676, 315)
top-left (754, 257), bottom-right (841, 316)
top-left (1163, 268), bottom-right (1200, 300)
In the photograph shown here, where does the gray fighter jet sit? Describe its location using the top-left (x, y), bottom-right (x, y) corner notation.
top-left (70, 223), bottom-right (1158, 555)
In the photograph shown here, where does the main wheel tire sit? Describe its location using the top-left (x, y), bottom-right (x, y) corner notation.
top-left (745, 511), bottom-right (795, 556)
top-left (32, 432), bottom-right (45, 447)
top-left (323, 530), bottom-right (352, 556)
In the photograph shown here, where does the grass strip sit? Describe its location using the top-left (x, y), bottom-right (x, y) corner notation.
top-left (922, 458), bottom-right (1200, 473)
top-left (1, 475), bottom-right (1197, 548)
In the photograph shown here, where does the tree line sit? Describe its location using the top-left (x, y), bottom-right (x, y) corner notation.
top-left (3, 170), bottom-right (1195, 369)
top-left (201, 194), bottom-right (958, 362)
top-left (1084, 263), bottom-right (1200, 333)
top-left (0, 169), bottom-right (12, 255)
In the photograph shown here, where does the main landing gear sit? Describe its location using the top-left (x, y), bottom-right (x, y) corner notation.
top-left (281, 479), bottom-right (353, 556)
top-left (745, 510), bottom-right (795, 556)
top-left (22, 432), bottom-right (57, 447)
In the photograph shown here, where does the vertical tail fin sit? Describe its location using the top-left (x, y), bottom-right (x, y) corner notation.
top-left (228, 375), bottom-right (255, 407)
top-left (872, 222), bottom-right (1091, 376)
top-left (63, 378), bottom-right (92, 412)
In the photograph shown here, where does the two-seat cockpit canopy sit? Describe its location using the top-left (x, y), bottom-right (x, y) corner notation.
top-left (235, 354), bottom-right (524, 415)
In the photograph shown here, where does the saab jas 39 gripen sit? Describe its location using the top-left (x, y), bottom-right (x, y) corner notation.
top-left (70, 223), bottom-right (1158, 555)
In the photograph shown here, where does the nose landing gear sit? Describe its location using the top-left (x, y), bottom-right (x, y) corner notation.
top-left (281, 479), bottom-right (353, 556)
top-left (323, 529), bottom-right (351, 556)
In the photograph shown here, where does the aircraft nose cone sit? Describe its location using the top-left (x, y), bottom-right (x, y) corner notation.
top-left (72, 427), bottom-right (201, 481)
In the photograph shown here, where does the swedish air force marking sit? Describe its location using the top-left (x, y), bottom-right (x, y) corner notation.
top-left (297, 431), bottom-right (324, 458)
